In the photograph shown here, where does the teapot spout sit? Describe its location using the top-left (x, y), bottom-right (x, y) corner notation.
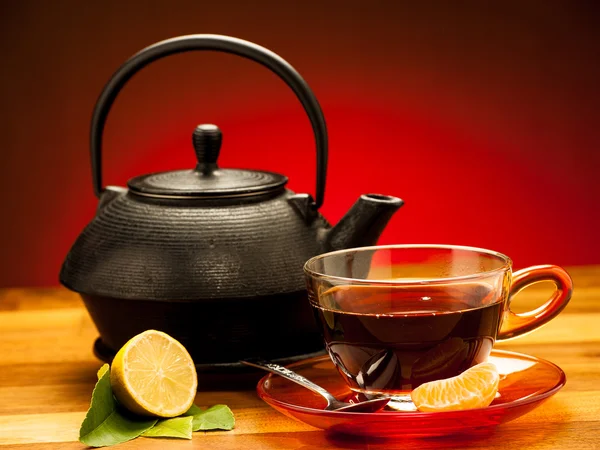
top-left (325, 194), bottom-right (403, 251)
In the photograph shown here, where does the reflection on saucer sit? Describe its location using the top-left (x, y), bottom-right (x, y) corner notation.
top-left (489, 354), bottom-right (535, 375)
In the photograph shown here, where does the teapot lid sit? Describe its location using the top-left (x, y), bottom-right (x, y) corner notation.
top-left (127, 124), bottom-right (287, 198)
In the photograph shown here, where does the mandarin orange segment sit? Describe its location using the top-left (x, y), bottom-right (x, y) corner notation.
top-left (410, 362), bottom-right (499, 412)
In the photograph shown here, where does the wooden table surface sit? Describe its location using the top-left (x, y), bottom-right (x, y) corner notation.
top-left (1, 265), bottom-right (599, 449)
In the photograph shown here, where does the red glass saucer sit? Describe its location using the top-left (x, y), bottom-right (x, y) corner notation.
top-left (256, 350), bottom-right (565, 437)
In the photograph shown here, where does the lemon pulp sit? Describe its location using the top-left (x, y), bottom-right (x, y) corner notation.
top-left (110, 330), bottom-right (197, 417)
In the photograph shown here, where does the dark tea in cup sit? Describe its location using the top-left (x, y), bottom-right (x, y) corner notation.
top-left (304, 245), bottom-right (572, 396)
top-left (312, 283), bottom-right (502, 393)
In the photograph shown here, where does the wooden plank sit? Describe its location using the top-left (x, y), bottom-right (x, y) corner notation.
top-left (0, 341), bottom-right (594, 389)
top-left (0, 384), bottom-right (265, 415)
top-left (0, 309), bottom-right (97, 366)
top-left (0, 308), bottom-right (91, 334)
top-left (509, 286), bottom-right (600, 314)
top-left (0, 288), bottom-right (82, 311)
top-left (0, 392), bottom-right (598, 447)
top-left (3, 422), bottom-right (600, 450)
top-left (493, 313), bottom-right (600, 345)
top-left (0, 334), bottom-right (97, 366)
top-left (0, 406), bottom-right (316, 446)
top-left (0, 361), bottom-right (101, 387)
top-left (0, 342), bottom-right (596, 418)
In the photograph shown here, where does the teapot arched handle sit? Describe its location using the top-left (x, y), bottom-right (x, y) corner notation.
top-left (90, 34), bottom-right (328, 210)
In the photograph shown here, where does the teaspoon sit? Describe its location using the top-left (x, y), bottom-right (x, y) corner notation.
top-left (241, 359), bottom-right (390, 413)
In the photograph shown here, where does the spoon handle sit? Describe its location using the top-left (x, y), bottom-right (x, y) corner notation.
top-left (241, 359), bottom-right (336, 405)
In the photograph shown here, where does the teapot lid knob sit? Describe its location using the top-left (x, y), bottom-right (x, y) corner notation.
top-left (193, 124), bottom-right (221, 175)
top-left (127, 122), bottom-right (287, 197)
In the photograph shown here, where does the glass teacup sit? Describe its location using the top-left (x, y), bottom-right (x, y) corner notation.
top-left (304, 244), bottom-right (573, 396)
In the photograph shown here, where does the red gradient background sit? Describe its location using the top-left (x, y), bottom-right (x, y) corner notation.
top-left (1, 1), bottom-right (598, 288)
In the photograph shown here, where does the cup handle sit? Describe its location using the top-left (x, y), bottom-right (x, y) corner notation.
top-left (497, 265), bottom-right (573, 340)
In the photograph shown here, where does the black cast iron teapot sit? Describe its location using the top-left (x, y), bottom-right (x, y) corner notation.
top-left (60, 35), bottom-right (403, 374)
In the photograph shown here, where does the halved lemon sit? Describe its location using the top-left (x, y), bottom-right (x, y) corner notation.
top-left (110, 330), bottom-right (197, 417)
top-left (410, 362), bottom-right (499, 412)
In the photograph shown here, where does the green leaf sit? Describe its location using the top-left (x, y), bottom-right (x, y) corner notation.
top-left (142, 416), bottom-right (193, 439)
top-left (96, 364), bottom-right (109, 380)
top-left (185, 404), bottom-right (235, 431)
top-left (79, 365), bottom-right (157, 447)
top-left (184, 404), bottom-right (203, 416)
